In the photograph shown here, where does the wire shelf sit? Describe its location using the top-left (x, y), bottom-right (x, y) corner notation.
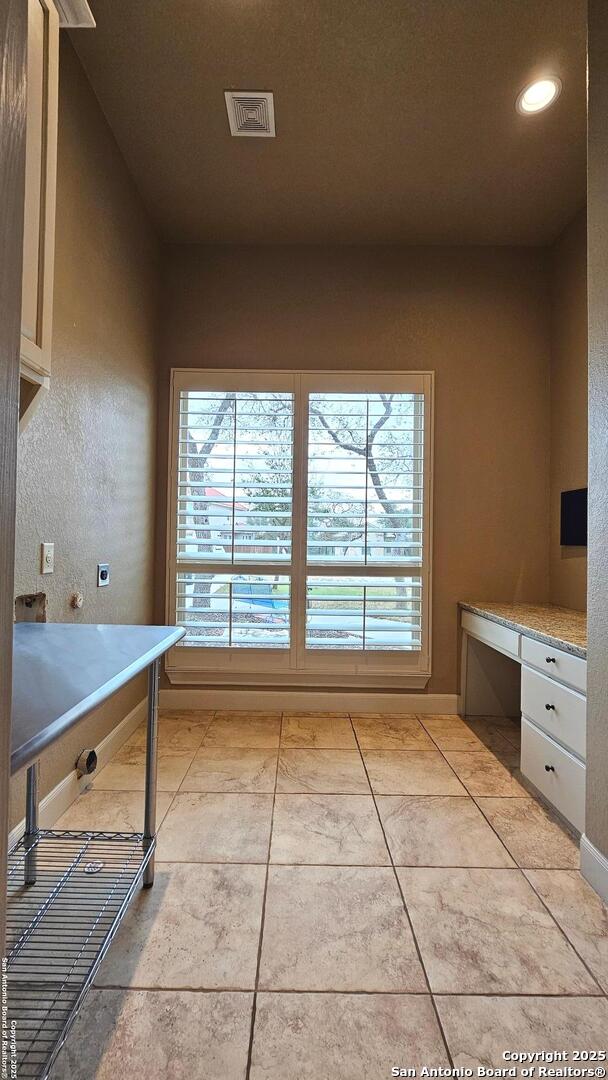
top-left (5, 829), bottom-right (153, 1079)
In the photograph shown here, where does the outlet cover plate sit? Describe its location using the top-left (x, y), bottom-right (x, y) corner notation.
top-left (97, 563), bottom-right (110, 587)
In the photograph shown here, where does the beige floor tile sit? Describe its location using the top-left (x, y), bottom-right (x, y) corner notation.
top-left (159, 708), bottom-right (215, 724)
top-left (465, 718), bottom-right (522, 758)
top-left (281, 715), bottom-right (356, 748)
top-left (127, 717), bottom-right (209, 752)
top-left (95, 862), bottom-right (265, 989)
top-left (420, 715), bottom-right (486, 751)
top-left (213, 710), bottom-right (282, 721)
top-left (469, 715), bottom-right (521, 748)
top-left (351, 712), bottom-right (425, 719)
top-left (351, 714), bottom-right (435, 750)
top-left (443, 751), bottom-right (528, 796)
top-left (398, 867), bottom-right (598, 994)
top-left (490, 743), bottom-right (521, 768)
top-left (435, 995), bottom-right (608, 1068)
top-left (112, 725), bottom-right (145, 751)
top-left (497, 719), bottom-right (522, 748)
top-left (52, 989), bottom-right (253, 1080)
top-left (377, 796), bottom-right (514, 867)
top-left (156, 792), bottom-right (273, 862)
top-left (282, 711), bottom-right (349, 718)
top-left (180, 747), bottom-right (278, 792)
top-left (276, 749), bottom-right (369, 794)
top-left (55, 788), bottom-right (174, 832)
top-left (93, 750), bottom-right (195, 792)
top-left (477, 797), bottom-right (580, 868)
top-left (250, 993), bottom-right (448, 1079)
top-left (363, 751), bottom-right (467, 796)
top-left (259, 865), bottom-right (426, 992)
top-left (525, 869), bottom-right (608, 992)
top-left (113, 738), bottom-right (188, 765)
top-left (203, 714), bottom-right (281, 748)
top-left (270, 795), bottom-right (389, 865)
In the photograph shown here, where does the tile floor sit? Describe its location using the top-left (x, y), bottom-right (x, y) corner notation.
top-left (51, 709), bottom-right (608, 1079)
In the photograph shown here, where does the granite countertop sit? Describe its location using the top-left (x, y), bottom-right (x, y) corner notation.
top-left (459, 601), bottom-right (587, 659)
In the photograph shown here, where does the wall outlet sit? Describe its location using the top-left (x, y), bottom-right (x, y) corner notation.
top-left (40, 542), bottom-right (54, 574)
top-left (97, 563), bottom-right (110, 587)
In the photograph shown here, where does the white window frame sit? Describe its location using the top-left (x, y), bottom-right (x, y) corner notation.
top-left (165, 368), bottom-right (434, 689)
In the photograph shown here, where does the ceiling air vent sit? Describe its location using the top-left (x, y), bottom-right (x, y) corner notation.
top-left (224, 91), bottom-right (276, 137)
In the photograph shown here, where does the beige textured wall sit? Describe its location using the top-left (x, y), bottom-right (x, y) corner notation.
top-left (549, 210), bottom-right (588, 610)
top-left (586, 0), bottom-right (608, 865)
top-left (156, 244), bottom-right (552, 695)
top-left (11, 41), bottom-right (159, 825)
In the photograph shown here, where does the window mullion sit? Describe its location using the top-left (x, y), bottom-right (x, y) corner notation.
top-left (364, 397), bottom-right (369, 565)
top-left (230, 397), bottom-right (237, 565)
top-left (292, 375), bottom-right (308, 669)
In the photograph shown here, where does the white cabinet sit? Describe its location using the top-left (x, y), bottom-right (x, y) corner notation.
top-left (521, 718), bottom-right (586, 833)
top-left (521, 666), bottom-right (586, 760)
top-left (520, 658), bottom-right (586, 832)
top-left (460, 609), bottom-right (520, 659)
top-left (460, 606), bottom-right (587, 834)
top-left (520, 635), bottom-right (587, 694)
top-left (20, 0), bottom-right (59, 427)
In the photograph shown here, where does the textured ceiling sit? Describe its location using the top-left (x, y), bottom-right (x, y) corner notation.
top-left (72, 0), bottom-right (587, 244)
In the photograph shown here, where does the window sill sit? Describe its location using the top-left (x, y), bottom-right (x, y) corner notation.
top-left (164, 666), bottom-right (431, 690)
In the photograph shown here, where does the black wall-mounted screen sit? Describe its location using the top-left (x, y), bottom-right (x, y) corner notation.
top-left (560, 488), bottom-right (587, 547)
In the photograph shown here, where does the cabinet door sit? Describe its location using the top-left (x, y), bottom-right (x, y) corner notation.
top-left (21, 0), bottom-right (58, 380)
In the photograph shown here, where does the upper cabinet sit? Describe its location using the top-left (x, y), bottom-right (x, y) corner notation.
top-left (19, 0), bottom-right (59, 428)
top-left (19, 1), bottom-right (95, 430)
top-left (21, 0), bottom-right (59, 382)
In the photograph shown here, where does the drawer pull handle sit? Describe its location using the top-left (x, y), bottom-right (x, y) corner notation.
top-left (545, 764), bottom-right (555, 772)
top-left (545, 703), bottom-right (555, 711)
top-left (546, 656), bottom-right (556, 663)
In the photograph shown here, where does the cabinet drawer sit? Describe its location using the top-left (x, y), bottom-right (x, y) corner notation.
top-left (461, 611), bottom-right (520, 659)
top-left (521, 718), bottom-right (585, 832)
top-left (521, 666), bottom-right (586, 760)
top-left (520, 635), bottom-right (586, 693)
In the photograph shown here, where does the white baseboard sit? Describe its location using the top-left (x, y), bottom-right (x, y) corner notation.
top-left (8, 697), bottom-right (146, 851)
top-left (580, 833), bottom-right (608, 904)
top-left (159, 688), bottom-right (458, 715)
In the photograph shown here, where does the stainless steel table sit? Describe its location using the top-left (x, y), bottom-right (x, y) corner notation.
top-left (6, 623), bottom-right (185, 1079)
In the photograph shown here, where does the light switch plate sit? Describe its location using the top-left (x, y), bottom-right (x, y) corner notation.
top-left (40, 542), bottom-right (54, 574)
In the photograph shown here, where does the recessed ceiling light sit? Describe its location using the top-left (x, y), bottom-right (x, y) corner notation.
top-left (516, 77), bottom-right (562, 115)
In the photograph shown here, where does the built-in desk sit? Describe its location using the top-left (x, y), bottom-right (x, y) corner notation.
top-left (459, 602), bottom-right (587, 834)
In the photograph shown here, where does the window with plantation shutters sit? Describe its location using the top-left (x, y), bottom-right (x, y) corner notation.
top-left (167, 370), bottom-right (433, 686)
top-left (307, 392), bottom-right (424, 566)
top-left (177, 390), bottom-right (294, 564)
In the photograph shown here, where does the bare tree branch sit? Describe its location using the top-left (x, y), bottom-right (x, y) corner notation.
top-left (309, 406), bottom-right (366, 456)
top-left (365, 396), bottom-right (402, 526)
top-left (196, 393), bottom-right (235, 460)
top-left (311, 395), bottom-right (402, 531)
top-left (184, 392), bottom-right (236, 605)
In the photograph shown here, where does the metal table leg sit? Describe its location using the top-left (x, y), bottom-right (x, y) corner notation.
top-left (24, 762), bottom-right (39, 886)
top-left (143, 657), bottom-right (160, 887)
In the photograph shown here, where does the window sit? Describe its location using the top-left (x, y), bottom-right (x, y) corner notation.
top-left (167, 370), bottom-right (433, 686)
